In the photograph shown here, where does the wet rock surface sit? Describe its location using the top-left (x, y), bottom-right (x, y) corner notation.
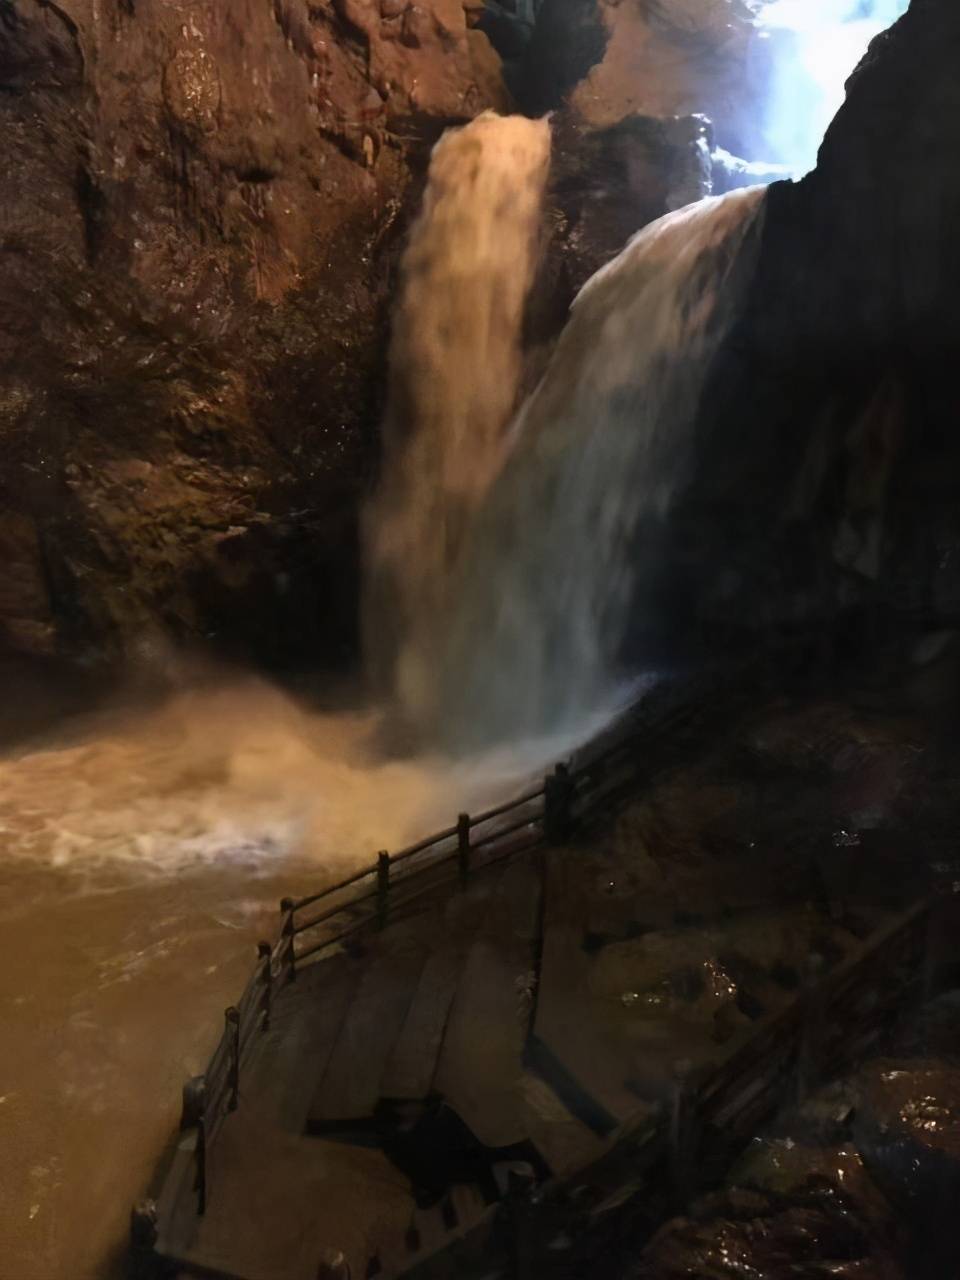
top-left (590, 673), bottom-right (960, 1278)
top-left (626, 1040), bottom-right (960, 1277)
top-left (10, 0), bottom-right (956, 682)
top-left (517, 0), bottom-right (765, 154)
top-left (518, 0), bottom-right (960, 665)
top-left (677, 0), bottom-right (960, 646)
top-left (0, 0), bottom-right (507, 670)
top-left (634, 1182), bottom-right (906, 1279)
top-left (855, 1058), bottom-right (960, 1223)
top-left (525, 110), bottom-right (716, 366)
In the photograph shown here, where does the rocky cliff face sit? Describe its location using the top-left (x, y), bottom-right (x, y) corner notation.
top-left (4, 0), bottom-right (955, 688)
top-left (528, 0), bottom-right (960, 663)
top-left (0, 0), bottom-right (507, 672)
top-left (681, 0), bottom-right (960, 651)
top-left (519, 0), bottom-right (767, 153)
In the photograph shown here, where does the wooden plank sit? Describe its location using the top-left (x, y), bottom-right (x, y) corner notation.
top-left (240, 953), bottom-right (363, 1133)
top-left (380, 944), bottom-right (469, 1102)
top-left (307, 934), bottom-right (428, 1134)
top-left (433, 859), bottom-right (541, 1147)
top-left (379, 882), bottom-right (500, 1102)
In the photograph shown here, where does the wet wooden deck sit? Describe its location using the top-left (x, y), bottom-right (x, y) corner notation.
top-left (150, 846), bottom-right (625, 1276)
top-left (151, 825), bottom-right (869, 1280)
top-left (146, 662), bottom-right (947, 1280)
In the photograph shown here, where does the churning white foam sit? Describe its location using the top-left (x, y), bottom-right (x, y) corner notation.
top-left (0, 677), bottom-right (613, 886)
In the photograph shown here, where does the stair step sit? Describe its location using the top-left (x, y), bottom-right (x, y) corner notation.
top-left (433, 859), bottom-right (541, 1147)
top-left (247, 953), bottom-right (363, 1133)
top-left (379, 887), bottom-right (495, 1103)
top-left (306, 933), bottom-right (428, 1136)
top-left (379, 943), bottom-right (468, 1102)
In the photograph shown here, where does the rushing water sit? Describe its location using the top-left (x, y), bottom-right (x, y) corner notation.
top-left (371, 168), bottom-right (766, 752)
top-left (2, 8), bottom-right (908, 1257)
top-left (366, 112), bottom-right (552, 714)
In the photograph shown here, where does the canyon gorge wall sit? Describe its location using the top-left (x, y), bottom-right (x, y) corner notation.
top-left (0, 0), bottom-right (777, 681)
top-left (675, 0), bottom-right (960, 650)
top-left (3, 0), bottom-right (960, 690)
top-left (525, 0), bottom-right (960, 667)
top-left (0, 0), bottom-right (507, 672)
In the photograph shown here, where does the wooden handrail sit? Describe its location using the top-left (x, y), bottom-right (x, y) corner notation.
top-left (292, 863), bottom-right (378, 912)
top-left (469, 809), bottom-right (541, 851)
top-left (524, 888), bottom-right (953, 1262)
top-left (292, 887), bottom-right (381, 937)
top-left (391, 823), bottom-right (460, 864)
top-left (168, 656), bottom-right (772, 1217)
top-left (282, 665), bottom-right (719, 944)
top-left (164, 754), bottom-right (958, 1241)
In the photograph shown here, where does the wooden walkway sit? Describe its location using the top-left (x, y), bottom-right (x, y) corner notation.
top-left (144, 829), bottom-right (930, 1280)
top-left (136, 658), bottom-right (960, 1280)
top-left (154, 857), bottom-right (606, 1279)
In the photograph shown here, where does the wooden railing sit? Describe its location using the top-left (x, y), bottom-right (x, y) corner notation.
top-left (164, 667), bottom-right (728, 1222)
top-left (115, 658), bottom-right (785, 1257)
top-left (177, 942), bottom-right (274, 1214)
top-left (518, 888), bottom-right (955, 1276)
top-left (274, 781), bottom-right (548, 979)
top-left (139, 645), bottom-right (956, 1272)
top-left (274, 670), bottom-right (731, 978)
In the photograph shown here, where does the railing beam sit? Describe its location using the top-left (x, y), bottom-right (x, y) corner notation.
top-left (257, 940), bottom-right (273, 1030)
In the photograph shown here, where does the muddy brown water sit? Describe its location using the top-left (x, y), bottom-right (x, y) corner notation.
top-left (0, 678), bottom-right (591, 1279)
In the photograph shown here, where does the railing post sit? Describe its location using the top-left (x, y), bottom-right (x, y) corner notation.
top-left (669, 1057), bottom-right (695, 1211)
top-left (181, 1075), bottom-right (207, 1215)
top-left (130, 1198), bottom-right (158, 1261)
top-left (457, 813), bottom-right (471, 887)
top-left (377, 851), bottom-right (390, 930)
top-left (544, 763), bottom-right (574, 844)
top-left (257, 940), bottom-right (273, 1031)
top-left (196, 1110), bottom-right (207, 1215)
top-left (280, 897), bottom-right (296, 983)
top-left (226, 1005), bottom-right (241, 1111)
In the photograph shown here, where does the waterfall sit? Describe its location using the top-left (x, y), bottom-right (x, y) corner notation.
top-left (368, 116), bottom-right (766, 753)
top-left (364, 111), bottom-right (552, 715)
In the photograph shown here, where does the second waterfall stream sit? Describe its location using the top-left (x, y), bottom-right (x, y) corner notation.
top-left (366, 111), bottom-right (767, 753)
